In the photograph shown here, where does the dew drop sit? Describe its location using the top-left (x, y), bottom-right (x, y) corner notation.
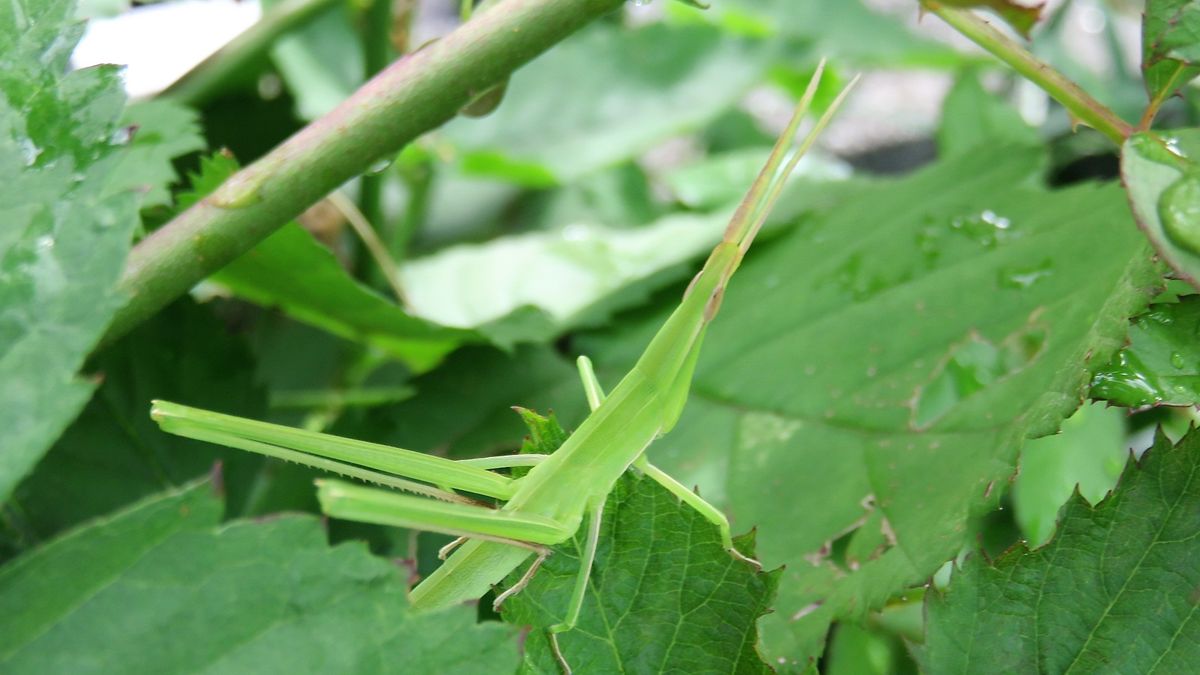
top-left (19, 138), bottom-right (41, 166)
top-left (1172, 352), bottom-right (1186, 369)
top-left (998, 259), bottom-right (1053, 289)
top-left (1159, 175), bottom-right (1200, 254)
top-left (367, 158), bottom-right (393, 175)
top-left (1165, 136), bottom-right (1187, 158)
top-left (110, 125), bottom-right (135, 145)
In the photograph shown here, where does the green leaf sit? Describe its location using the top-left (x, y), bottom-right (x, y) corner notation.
top-left (181, 154), bottom-right (478, 371)
top-left (214, 224), bottom-right (475, 369)
top-left (118, 100), bottom-right (205, 208)
top-left (0, 0), bottom-right (138, 501)
top-left (0, 480), bottom-right (520, 673)
top-left (502, 474), bottom-right (778, 673)
top-left (1011, 402), bottom-right (1127, 547)
top-left (579, 146), bottom-right (1159, 666)
top-left (922, 428), bottom-right (1200, 673)
top-left (1143, 0), bottom-right (1200, 105)
top-left (442, 21), bottom-right (775, 185)
top-left (1091, 295), bottom-right (1200, 406)
top-left (6, 300), bottom-right (266, 549)
top-left (1121, 130), bottom-right (1200, 289)
top-left (402, 209), bottom-right (738, 338)
top-left (937, 71), bottom-right (1039, 158)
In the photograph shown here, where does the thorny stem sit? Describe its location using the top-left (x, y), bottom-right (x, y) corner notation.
top-left (161, 0), bottom-right (339, 107)
top-left (922, 2), bottom-right (1132, 146)
top-left (103, 0), bottom-right (626, 346)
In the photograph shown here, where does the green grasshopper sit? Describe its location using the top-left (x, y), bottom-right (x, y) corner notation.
top-left (151, 63), bottom-right (854, 667)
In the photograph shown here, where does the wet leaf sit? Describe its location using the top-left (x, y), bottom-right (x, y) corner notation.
top-left (1121, 130), bottom-right (1200, 288)
top-left (1143, 0), bottom-right (1200, 105)
top-left (1091, 295), bottom-right (1200, 407)
top-left (0, 480), bottom-right (520, 673)
top-left (1, 0), bottom-right (139, 501)
top-left (579, 145), bottom-right (1159, 666)
top-left (922, 428), bottom-right (1200, 673)
top-left (937, 70), bottom-right (1039, 157)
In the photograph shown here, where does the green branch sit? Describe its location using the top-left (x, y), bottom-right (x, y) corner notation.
top-left (105, 0), bottom-right (625, 345)
top-left (923, 2), bottom-right (1132, 146)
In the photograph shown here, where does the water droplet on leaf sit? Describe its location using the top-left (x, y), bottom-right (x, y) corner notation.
top-left (1159, 175), bottom-right (1200, 254)
top-left (998, 259), bottom-right (1053, 289)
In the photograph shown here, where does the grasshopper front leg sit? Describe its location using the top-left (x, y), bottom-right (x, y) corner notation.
top-left (575, 356), bottom-right (761, 569)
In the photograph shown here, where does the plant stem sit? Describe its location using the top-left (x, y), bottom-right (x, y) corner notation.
top-left (327, 191), bottom-right (409, 307)
top-left (923, 2), bottom-right (1132, 146)
top-left (162, 0), bottom-right (339, 107)
top-left (357, 0), bottom-right (395, 283)
top-left (104, 0), bottom-right (624, 346)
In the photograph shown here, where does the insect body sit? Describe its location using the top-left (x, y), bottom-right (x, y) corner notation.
top-left (151, 63), bottom-right (855, 669)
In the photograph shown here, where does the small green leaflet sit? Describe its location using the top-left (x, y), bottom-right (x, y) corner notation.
top-left (922, 427), bottom-right (1200, 673)
top-left (118, 100), bottom-right (205, 209)
top-left (1091, 295), bottom-right (1200, 407)
top-left (0, 479), bottom-right (520, 673)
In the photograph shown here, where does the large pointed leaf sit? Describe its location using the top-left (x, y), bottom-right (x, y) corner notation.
top-left (0, 480), bottom-right (519, 673)
top-left (580, 146), bottom-right (1159, 666)
top-left (922, 428), bottom-right (1200, 673)
top-left (0, 0), bottom-right (138, 501)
